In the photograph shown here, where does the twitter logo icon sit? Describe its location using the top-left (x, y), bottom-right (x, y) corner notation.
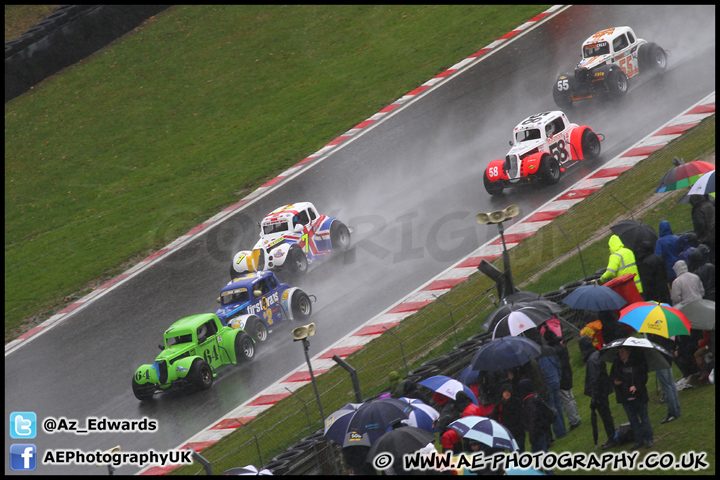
top-left (10, 412), bottom-right (37, 439)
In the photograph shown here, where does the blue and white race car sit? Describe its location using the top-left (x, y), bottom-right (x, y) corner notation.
top-left (215, 270), bottom-right (314, 341)
top-left (231, 202), bottom-right (351, 278)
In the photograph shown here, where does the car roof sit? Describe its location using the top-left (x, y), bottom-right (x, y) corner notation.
top-left (223, 271), bottom-right (273, 291)
top-left (582, 26), bottom-right (633, 48)
top-left (165, 313), bottom-right (218, 333)
top-left (262, 202), bottom-right (315, 224)
top-left (513, 111), bottom-right (564, 132)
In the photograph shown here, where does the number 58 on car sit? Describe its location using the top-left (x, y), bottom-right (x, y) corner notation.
top-left (132, 313), bottom-right (255, 401)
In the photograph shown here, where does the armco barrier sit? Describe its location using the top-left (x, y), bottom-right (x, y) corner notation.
top-left (5, 5), bottom-right (170, 102)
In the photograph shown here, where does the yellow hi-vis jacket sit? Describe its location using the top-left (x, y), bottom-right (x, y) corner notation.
top-left (599, 234), bottom-right (643, 293)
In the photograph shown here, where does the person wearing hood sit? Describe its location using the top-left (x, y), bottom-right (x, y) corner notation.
top-left (579, 336), bottom-right (617, 450)
top-left (637, 240), bottom-right (672, 304)
top-left (490, 383), bottom-right (526, 452)
top-left (671, 260), bottom-right (704, 306)
top-left (688, 245), bottom-right (715, 301)
top-left (690, 194), bottom-right (715, 264)
top-left (654, 220), bottom-right (679, 281)
top-left (677, 232), bottom-right (698, 265)
top-left (599, 235), bottom-right (643, 294)
top-left (609, 346), bottom-right (653, 450)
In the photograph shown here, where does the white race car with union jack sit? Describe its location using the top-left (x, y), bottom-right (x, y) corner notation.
top-left (231, 202), bottom-right (351, 278)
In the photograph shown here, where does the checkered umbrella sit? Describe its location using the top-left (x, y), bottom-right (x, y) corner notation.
top-left (448, 416), bottom-right (519, 451)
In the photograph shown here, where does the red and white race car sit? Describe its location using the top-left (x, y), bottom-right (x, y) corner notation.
top-left (483, 111), bottom-right (604, 195)
top-left (231, 202), bottom-right (351, 278)
top-left (553, 26), bottom-right (668, 108)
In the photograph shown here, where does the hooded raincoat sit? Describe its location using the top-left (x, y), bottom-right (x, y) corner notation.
top-left (600, 235), bottom-right (643, 293)
top-left (654, 220), bottom-right (679, 280)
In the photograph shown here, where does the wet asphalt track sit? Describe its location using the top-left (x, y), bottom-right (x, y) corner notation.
top-left (5, 5), bottom-right (715, 475)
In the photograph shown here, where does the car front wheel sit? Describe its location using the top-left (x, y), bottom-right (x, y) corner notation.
top-left (132, 379), bottom-right (154, 401)
top-left (247, 317), bottom-right (268, 342)
top-left (188, 359), bottom-right (213, 391)
top-left (286, 247), bottom-right (308, 276)
top-left (607, 68), bottom-right (628, 99)
top-left (539, 154), bottom-right (561, 185)
top-left (483, 172), bottom-right (504, 195)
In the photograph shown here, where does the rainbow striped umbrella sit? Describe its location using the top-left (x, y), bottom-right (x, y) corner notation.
top-left (656, 160), bottom-right (715, 193)
top-left (618, 301), bottom-right (691, 338)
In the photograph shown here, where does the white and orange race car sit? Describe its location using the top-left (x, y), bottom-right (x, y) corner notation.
top-left (553, 26), bottom-right (667, 108)
top-left (483, 111), bottom-right (604, 195)
top-left (231, 202), bottom-right (351, 278)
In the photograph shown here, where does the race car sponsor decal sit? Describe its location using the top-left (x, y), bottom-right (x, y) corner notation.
top-left (590, 28), bottom-right (615, 41)
top-left (247, 292), bottom-right (279, 316)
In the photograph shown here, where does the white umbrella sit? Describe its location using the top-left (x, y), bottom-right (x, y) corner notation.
top-left (687, 170), bottom-right (715, 196)
top-left (492, 310), bottom-right (544, 339)
top-left (398, 397), bottom-right (439, 431)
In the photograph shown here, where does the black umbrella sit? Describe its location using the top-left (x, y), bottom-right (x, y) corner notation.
top-left (598, 337), bottom-right (672, 372)
top-left (344, 398), bottom-right (415, 447)
top-left (610, 220), bottom-right (658, 253)
top-left (222, 465), bottom-right (273, 475)
top-left (482, 302), bottom-right (560, 332)
top-left (366, 426), bottom-right (436, 464)
top-left (471, 336), bottom-right (542, 372)
top-left (503, 290), bottom-right (544, 303)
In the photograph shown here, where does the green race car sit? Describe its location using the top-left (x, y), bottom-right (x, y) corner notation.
top-left (132, 313), bottom-right (255, 401)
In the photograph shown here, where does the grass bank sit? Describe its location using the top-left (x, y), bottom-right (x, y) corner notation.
top-left (5, 5), bottom-right (551, 341)
top-left (169, 115), bottom-right (715, 475)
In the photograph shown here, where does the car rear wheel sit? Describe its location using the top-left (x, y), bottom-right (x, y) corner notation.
top-left (581, 129), bottom-right (601, 161)
top-left (188, 359), bottom-right (213, 391)
top-left (483, 172), bottom-right (504, 195)
top-left (286, 247), bottom-right (308, 276)
top-left (607, 68), bottom-right (628, 99)
top-left (235, 333), bottom-right (255, 362)
top-left (291, 292), bottom-right (312, 320)
top-left (132, 379), bottom-right (154, 401)
top-left (330, 221), bottom-right (351, 252)
top-left (639, 42), bottom-right (667, 74)
top-left (539, 154), bottom-right (561, 185)
top-left (247, 317), bottom-right (268, 342)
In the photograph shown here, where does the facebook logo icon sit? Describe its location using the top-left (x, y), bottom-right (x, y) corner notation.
top-left (10, 444), bottom-right (37, 471)
top-left (10, 412), bottom-right (37, 439)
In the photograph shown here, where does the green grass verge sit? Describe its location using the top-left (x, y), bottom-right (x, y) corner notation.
top-left (169, 115), bottom-right (715, 475)
top-left (5, 5), bottom-right (552, 341)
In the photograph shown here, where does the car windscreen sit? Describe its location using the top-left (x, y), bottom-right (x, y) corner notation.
top-left (516, 129), bottom-right (541, 143)
top-left (166, 333), bottom-right (193, 347)
top-left (583, 42), bottom-right (609, 58)
top-left (263, 221), bottom-right (289, 236)
top-left (221, 287), bottom-right (249, 305)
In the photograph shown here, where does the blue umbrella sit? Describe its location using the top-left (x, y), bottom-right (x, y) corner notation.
top-left (323, 403), bottom-right (362, 445)
top-left (455, 365), bottom-right (480, 385)
top-left (470, 336), bottom-right (541, 372)
top-left (448, 416), bottom-right (519, 451)
top-left (344, 398), bottom-right (415, 447)
top-left (418, 375), bottom-right (479, 405)
top-left (561, 284), bottom-right (627, 311)
top-left (397, 397), bottom-right (440, 432)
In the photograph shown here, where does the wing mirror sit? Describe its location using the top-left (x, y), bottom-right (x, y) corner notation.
top-left (158, 344), bottom-right (165, 351)
top-left (254, 290), bottom-right (263, 298)
top-left (216, 296), bottom-right (221, 303)
top-left (293, 224), bottom-right (303, 233)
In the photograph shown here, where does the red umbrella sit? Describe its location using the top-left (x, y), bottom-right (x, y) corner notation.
top-left (656, 159), bottom-right (715, 193)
